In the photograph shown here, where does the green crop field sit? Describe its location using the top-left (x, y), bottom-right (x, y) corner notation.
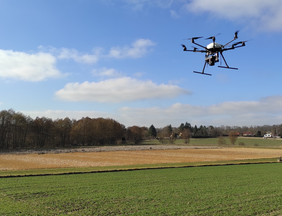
top-left (1, 163), bottom-right (282, 215)
top-left (142, 137), bottom-right (282, 148)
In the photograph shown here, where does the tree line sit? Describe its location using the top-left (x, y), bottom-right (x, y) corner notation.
top-left (155, 122), bottom-right (282, 139)
top-left (0, 109), bottom-right (128, 150)
top-left (1, 109), bottom-right (281, 150)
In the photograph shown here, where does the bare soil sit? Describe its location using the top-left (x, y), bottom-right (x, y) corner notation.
top-left (1, 145), bottom-right (282, 171)
top-left (0, 145), bottom-right (218, 155)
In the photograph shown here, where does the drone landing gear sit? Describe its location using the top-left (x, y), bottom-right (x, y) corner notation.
top-left (218, 52), bottom-right (238, 70)
top-left (218, 66), bottom-right (238, 70)
top-left (193, 71), bottom-right (212, 76)
top-left (193, 62), bottom-right (212, 76)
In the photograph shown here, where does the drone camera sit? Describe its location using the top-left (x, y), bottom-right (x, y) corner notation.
top-left (205, 54), bottom-right (219, 66)
top-left (205, 56), bottom-right (215, 66)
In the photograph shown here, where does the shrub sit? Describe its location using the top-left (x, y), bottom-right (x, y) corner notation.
top-left (218, 135), bottom-right (226, 146)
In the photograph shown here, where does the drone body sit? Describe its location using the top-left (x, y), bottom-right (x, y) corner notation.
top-left (206, 42), bottom-right (222, 50)
top-left (182, 31), bottom-right (247, 76)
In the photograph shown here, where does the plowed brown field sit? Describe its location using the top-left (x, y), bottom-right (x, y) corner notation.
top-left (1, 147), bottom-right (282, 171)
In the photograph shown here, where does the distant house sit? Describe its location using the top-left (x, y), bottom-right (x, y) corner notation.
top-left (264, 133), bottom-right (272, 138)
top-left (243, 132), bottom-right (253, 137)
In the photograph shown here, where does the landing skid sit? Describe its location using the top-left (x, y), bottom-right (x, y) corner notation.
top-left (193, 62), bottom-right (211, 76)
top-left (218, 66), bottom-right (238, 70)
top-left (193, 71), bottom-right (212, 76)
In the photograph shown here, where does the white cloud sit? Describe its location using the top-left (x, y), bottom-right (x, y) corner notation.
top-left (39, 46), bottom-right (102, 64)
top-left (122, 0), bottom-right (282, 31)
top-left (92, 68), bottom-right (123, 77)
top-left (133, 72), bottom-right (144, 77)
top-left (55, 77), bottom-right (191, 103)
top-left (123, 0), bottom-right (174, 10)
top-left (40, 38), bottom-right (155, 64)
top-left (57, 48), bottom-right (101, 64)
top-left (170, 10), bottom-right (180, 19)
top-left (0, 50), bottom-right (62, 81)
top-left (108, 39), bottom-right (156, 59)
top-left (23, 110), bottom-right (110, 120)
top-left (117, 95), bottom-right (282, 127)
top-left (186, 0), bottom-right (282, 31)
top-left (23, 95), bottom-right (282, 127)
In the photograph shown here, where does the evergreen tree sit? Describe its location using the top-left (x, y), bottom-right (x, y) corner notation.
top-left (256, 130), bottom-right (262, 137)
top-left (193, 125), bottom-right (198, 136)
top-left (184, 122), bottom-right (192, 132)
top-left (178, 123), bottom-right (185, 132)
top-left (167, 124), bottom-right (173, 135)
top-left (148, 124), bottom-right (157, 137)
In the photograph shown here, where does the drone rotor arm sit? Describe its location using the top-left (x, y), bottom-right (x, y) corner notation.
top-left (223, 38), bottom-right (237, 48)
top-left (192, 42), bottom-right (207, 50)
top-left (223, 40), bottom-right (247, 51)
top-left (194, 50), bottom-right (207, 53)
top-left (183, 49), bottom-right (207, 52)
top-left (181, 44), bottom-right (206, 52)
top-left (223, 31), bottom-right (239, 48)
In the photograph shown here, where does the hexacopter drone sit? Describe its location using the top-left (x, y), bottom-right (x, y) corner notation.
top-left (181, 31), bottom-right (247, 76)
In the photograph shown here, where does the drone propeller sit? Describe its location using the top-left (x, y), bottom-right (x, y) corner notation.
top-left (205, 33), bottom-right (221, 42)
top-left (181, 44), bottom-right (200, 52)
top-left (234, 30), bottom-right (239, 39)
top-left (181, 44), bottom-right (187, 51)
top-left (232, 40), bottom-right (248, 46)
top-left (187, 36), bottom-right (203, 40)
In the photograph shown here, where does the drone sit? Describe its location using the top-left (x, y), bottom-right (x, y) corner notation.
top-left (181, 31), bottom-right (247, 76)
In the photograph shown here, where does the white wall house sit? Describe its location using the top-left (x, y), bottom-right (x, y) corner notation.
top-left (263, 134), bottom-right (272, 138)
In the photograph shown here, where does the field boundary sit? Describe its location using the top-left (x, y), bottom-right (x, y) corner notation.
top-left (0, 159), bottom-right (280, 178)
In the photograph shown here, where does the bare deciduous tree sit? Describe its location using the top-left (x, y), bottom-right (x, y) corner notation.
top-left (229, 131), bottom-right (238, 145)
top-left (182, 128), bottom-right (191, 144)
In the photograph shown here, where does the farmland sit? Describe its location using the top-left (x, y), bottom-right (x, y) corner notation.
top-left (1, 137), bottom-right (282, 215)
top-left (1, 146), bottom-right (282, 172)
top-left (1, 163), bottom-right (282, 215)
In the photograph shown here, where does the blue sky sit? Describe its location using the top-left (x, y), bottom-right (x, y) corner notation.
top-left (1, 0), bottom-right (282, 127)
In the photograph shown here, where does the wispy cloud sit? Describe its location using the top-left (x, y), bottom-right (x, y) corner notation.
top-left (0, 50), bottom-right (63, 81)
top-left (40, 38), bottom-right (155, 65)
top-left (107, 39), bottom-right (156, 59)
top-left (170, 10), bottom-right (180, 19)
top-left (133, 72), bottom-right (144, 77)
top-left (120, 0), bottom-right (282, 32)
top-left (57, 48), bottom-right (102, 64)
top-left (55, 77), bottom-right (191, 103)
top-left (92, 68), bottom-right (123, 78)
top-left (186, 0), bottom-right (282, 31)
top-left (123, 0), bottom-right (174, 10)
